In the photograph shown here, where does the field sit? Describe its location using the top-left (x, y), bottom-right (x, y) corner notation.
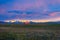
top-left (0, 24), bottom-right (60, 40)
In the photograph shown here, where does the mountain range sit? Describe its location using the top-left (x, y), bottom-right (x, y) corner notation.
top-left (0, 21), bottom-right (60, 24)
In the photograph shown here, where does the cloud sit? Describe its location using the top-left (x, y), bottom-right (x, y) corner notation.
top-left (0, 0), bottom-right (60, 21)
top-left (49, 12), bottom-right (60, 16)
top-left (12, 0), bottom-right (48, 11)
top-left (51, 0), bottom-right (60, 5)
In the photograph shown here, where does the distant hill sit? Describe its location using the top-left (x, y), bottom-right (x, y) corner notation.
top-left (45, 21), bottom-right (60, 24)
top-left (0, 21), bottom-right (7, 24)
top-left (0, 21), bottom-right (60, 24)
top-left (12, 21), bottom-right (24, 24)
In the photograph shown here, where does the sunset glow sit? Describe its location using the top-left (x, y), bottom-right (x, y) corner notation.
top-left (0, 0), bottom-right (60, 22)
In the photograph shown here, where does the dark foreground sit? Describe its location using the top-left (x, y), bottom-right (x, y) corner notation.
top-left (0, 24), bottom-right (60, 40)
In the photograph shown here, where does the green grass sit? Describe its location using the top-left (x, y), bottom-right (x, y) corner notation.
top-left (0, 24), bottom-right (60, 40)
top-left (0, 24), bottom-right (60, 30)
top-left (0, 31), bottom-right (57, 40)
top-left (0, 24), bottom-right (60, 27)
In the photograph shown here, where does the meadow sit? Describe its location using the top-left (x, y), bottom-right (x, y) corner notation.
top-left (0, 24), bottom-right (60, 40)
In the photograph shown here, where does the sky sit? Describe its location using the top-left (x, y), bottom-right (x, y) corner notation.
top-left (0, 0), bottom-right (60, 22)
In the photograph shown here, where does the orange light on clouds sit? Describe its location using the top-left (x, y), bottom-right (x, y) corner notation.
top-left (31, 20), bottom-right (49, 22)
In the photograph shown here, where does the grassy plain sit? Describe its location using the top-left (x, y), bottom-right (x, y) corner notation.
top-left (0, 24), bottom-right (60, 40)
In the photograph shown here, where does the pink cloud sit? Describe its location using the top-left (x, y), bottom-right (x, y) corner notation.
top-left (49, 12), bottom-right (60, 16)
top-left (47, 16), bottom-right (60, 21)
top-left (0, 8), bottom-right (6, 14)
top-left (49, 0), bottom-right (60, 5)
top-left (0, 5), bottom-right (10, 14)
top-left (49, 12), bottom-right (57, 16)
top-left (12, 0), bottom-right (48, 11)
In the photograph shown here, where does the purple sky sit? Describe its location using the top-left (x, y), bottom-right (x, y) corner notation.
top-left (0, 0), bottom-right (60, 21)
